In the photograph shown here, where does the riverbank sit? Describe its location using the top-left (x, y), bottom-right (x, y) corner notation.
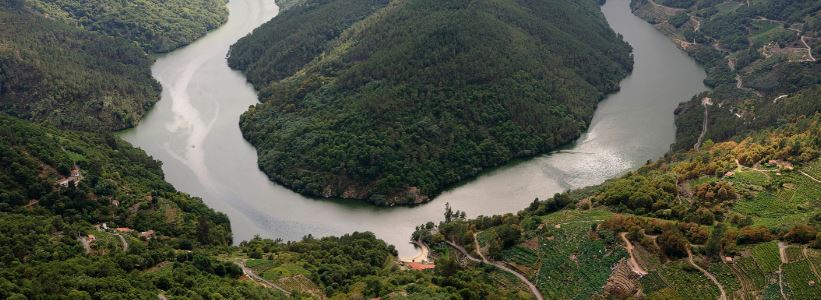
top-left (121, 0), bottom-right (706, 257)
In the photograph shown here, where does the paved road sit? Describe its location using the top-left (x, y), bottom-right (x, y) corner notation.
top-left (446, 240), bottom-right (544, 300)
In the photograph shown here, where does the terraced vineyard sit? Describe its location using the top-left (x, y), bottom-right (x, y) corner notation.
top-left (730, 168), bottom-right (820, 228)
top-left (707, 261), bottom-right (742, 296)
top-left (751, 242), bottom-right (781, 273)
top-left (733, 256), bottom-right (768, 290)
top-left (517, 210), bottom-right (625, 299)
top-left (783, 259), bottom-right (820, 299)
top-left (647, 261), bottom-right (720, 299)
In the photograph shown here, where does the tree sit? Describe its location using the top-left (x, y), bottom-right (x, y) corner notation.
top-left (657, 229), bottom-right (689, 258)
top-left (444, 202), bottom-right (454, 223)
top-left (783, 225), bottom-right (816, 244)
top-left (434, 254), bottom-right (459, 277)
top-left (705, 223), bottom-right (726, 258)
top-left (197, 216), bottom-right (212, 245)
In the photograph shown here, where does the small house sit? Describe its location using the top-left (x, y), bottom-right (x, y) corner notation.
top-left (139, 230), bottom-right (156, 240)
top-left (407, 262), bottom-right (435, 271)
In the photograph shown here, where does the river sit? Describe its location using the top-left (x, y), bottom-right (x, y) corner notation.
top-left (120, 0), bottom-right (707, 257)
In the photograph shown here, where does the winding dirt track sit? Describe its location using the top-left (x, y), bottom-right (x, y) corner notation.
top-left (798, 170), bottom-right (821, 183)
top-left (686, 247), bottom-right (727, 300)
top-left (236, 260), bottom-right (291, 296)
top-left (446, 240), bottom-right (544, 300)
top-left (694, 97), bottom-right (711, 150)
top-left (114, 234), bottom-right (128, 252)
top-left (803, 247), bottom-right (821, 280)
top-left (473, 233), bottom-right (489, 262)
top-left (800, 36), bottom-right (816, 62)
top-left (619, 233), bottom-right (648, 276)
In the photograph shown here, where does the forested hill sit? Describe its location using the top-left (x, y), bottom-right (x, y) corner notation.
top-left (0, 0), bottom-right (227, 131)
top-left (24, 0), bottom-right (228, 53)
top-left (0, 5), bottom-right (159, 131)
top-left (231, 0), bottom-right (633, 205)
top-left (0, 114), bottom-right (533, 299)
top-left (228, 0), bottom-right (391, 88)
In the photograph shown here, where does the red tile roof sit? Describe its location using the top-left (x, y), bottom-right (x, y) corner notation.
top-left (407, 262), bottom-right (435, 271)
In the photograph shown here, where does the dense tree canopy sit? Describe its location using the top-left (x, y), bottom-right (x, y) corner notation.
top-left (0, 6), bottom-right (160, 131)
top-left (0, 0), bottom-right (229, 131)
top-left (25, 0), bottom-right (228, 52)
top-left (232, 0), bottom-right (633, 205)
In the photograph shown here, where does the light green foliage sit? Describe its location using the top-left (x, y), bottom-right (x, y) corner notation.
top-left (639, 272), bottom-right (670, 295)
top-left (783, 259), bottom-right (821, 299)
top-left (734, 256), bottom-right (768, 289)
top-left (526, 210), bottom-right (625, 299)
top-left (751, 241), bottom-right (780, 273)
top-left (237, 233), bottom-right (529, 298)
top-left (707, 261), bottom-right (742, 295)
top-left (653, 261), bottom-right (720, 300)
top-left (785, 246), bottom-right (803, 262)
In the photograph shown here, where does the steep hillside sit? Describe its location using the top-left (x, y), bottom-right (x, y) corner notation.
top-left (628, 0), bottom-right (821, 150)
top-left (0, 0), bottom-right (229, 131)
top-left (0, 115), bottom-right (266, 298)
top-left (229, 0), bottom-right (390, 88)
top-left (232, 0), bottom-right (633, 205)
top-left (0, 114), bottom-right (532, 299)
top-left (415, 113), bottom-right (821, 299)
top-left (25, 0), bottom-right (228, 53)
top-left (0, 6), bottom-right (160, 131)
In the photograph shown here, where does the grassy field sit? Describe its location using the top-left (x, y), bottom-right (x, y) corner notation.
top-left (749, 20), bottom-right (794, 46)
top-left (536, 208), bottom-right (613, 224)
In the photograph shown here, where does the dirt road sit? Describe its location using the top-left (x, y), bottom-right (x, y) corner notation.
top-left (619, 233), bottom-right (648, 276)
top-left (236, 260), bottom-right (291, 295)
top-left (447, 240), bottom-right (543, 300)
top-left (687, 247), bottom-right (727, 300)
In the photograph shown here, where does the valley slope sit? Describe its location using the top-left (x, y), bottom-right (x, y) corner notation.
top-left (0, 0), bottom-right (228, 131)
top-left (230, 0), bottom-right (633, 205)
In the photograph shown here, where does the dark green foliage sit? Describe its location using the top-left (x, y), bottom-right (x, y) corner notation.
top-left (229, 0), bottom-right (390, 87)
top-left (282, 232), bottom-right (396, 293)
top-left (25, 0), bottom-right (228, 52)
top-left (0, 0), bottom-right (229, 131)
top-left (239, 232), bottom-right (528, 298)
top-left (658, 228), bottom-right (689, 258)
top-left (234, 0), bottom-right (633, 204)
top-left (744, 63), bottom-right (821, 95)
top-left (700, 8), bottom-right (753, 51)
top-left (0, 116), bottom-right (287, 299)
top-left (669, 13), bottom-right (690, 28)
top-left (0, 8), bottom-right (159, 131)
top-left (656, 0), bottom-right (695, 9)
top-left (0, 115), bottom-right (232, 245)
